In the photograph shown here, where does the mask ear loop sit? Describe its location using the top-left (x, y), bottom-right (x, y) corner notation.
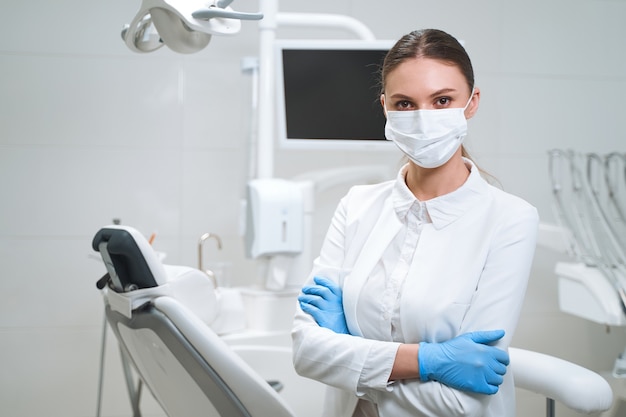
top-left (463, 88), bottom-right (475, 110)
top-left (461, 88), bottom-right (477, 122)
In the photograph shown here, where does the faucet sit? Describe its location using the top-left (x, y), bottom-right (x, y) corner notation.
top-left (198, 232), bottom-right (223, 287)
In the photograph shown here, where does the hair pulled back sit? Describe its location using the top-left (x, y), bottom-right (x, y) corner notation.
top-left (380, 29), bottom-right (474, 95)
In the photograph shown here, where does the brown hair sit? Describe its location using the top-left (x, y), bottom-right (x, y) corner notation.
top-left (380, 29), bottom-right (474, 95)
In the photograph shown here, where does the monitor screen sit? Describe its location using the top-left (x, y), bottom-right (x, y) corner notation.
top-left (275, 40), bottom-right (397, 151)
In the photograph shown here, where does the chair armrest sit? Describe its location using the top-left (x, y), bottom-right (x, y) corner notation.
top-left (510, 347), bottom-right (613, 413)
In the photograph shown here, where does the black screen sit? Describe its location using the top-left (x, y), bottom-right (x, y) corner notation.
top-left (281, 48), bottom-right (389, 142)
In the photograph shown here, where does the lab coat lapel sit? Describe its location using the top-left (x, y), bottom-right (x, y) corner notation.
top-left (344, 198), bottom-right (402, 337)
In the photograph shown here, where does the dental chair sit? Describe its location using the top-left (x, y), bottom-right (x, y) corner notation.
top-left (92, 225), bottom-right (613, 417)
top-left (92, 225), bottom-right (295, 417)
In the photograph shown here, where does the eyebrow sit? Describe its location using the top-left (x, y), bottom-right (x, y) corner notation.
top-left (388, 88), bottom-right (459, 101)
top-left (388, 93), bottom-right (413, 100)
top-left (428, 88), bottom-right (457, 98)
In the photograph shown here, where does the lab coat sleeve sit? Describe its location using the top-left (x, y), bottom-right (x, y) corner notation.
top-left (458, 198), bottom-right (539, 343)
top-left (292, 193), bottom-right (401, 396)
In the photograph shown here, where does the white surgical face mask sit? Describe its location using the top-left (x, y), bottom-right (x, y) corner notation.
top-left (384, 91), bottom-right (474, 169)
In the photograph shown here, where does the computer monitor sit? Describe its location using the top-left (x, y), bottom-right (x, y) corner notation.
top-left (274, 39), bottom-right (397, 151)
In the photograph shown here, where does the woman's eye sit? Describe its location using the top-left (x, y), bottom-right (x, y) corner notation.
top-left (397, 100), bottom-right (413, 110)
top-left (436, 97), bottom-right (451, 107)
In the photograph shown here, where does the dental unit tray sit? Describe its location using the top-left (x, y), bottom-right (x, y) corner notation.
top-left (92, 225), bottom-right (295, 417)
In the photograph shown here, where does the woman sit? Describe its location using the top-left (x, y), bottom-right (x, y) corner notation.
top-left (292, 29), bottom-right (539, 417)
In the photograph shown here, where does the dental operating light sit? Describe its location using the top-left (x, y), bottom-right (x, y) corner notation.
top-left (122, 0), bottom-right (262, 54)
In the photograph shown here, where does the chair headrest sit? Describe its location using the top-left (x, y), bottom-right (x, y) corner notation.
top-left (92, 225), bottom-right (168, 292)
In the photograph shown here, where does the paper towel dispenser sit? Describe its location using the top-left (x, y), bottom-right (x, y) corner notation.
top-left (245, 179), bottom-right (303, 258)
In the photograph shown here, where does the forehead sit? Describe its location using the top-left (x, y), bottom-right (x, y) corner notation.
top-left (384, 57), bottom-right (467, 95)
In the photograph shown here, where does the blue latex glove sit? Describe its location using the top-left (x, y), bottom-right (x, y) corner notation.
top-left (419, 330), bottom-right (509, 395)
top-left (298, 276), bottom-right (349, 334)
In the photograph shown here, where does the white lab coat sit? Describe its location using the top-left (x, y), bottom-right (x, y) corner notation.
top-left (292, 162), bottom-right (539, 417)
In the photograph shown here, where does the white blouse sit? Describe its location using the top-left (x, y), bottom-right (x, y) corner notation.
top-left (354, 166), bottom-right (430, 416)
top-left (358, 165), bottom-right (430, 344)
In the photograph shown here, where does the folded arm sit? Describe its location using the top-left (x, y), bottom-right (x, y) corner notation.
top-left (300, 276), bottom-right (509, 395)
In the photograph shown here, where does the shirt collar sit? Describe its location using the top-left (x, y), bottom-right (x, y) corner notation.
top-left (392, 158), bottom-right (489, 230)
top-left (392, 168), bottom-right (422, 222)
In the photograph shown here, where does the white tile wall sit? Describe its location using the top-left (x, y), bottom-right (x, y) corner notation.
top-left (1, 1), bottom-right (626, 416)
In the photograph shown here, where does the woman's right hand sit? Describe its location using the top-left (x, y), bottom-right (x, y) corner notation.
top-left (298, 276), bottom-right (350, 334)
top-left (418, 330), bottom-right (509, 395)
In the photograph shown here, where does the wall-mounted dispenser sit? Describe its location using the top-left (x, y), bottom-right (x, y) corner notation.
top-left (245, 178), bottom-right (303, 259)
